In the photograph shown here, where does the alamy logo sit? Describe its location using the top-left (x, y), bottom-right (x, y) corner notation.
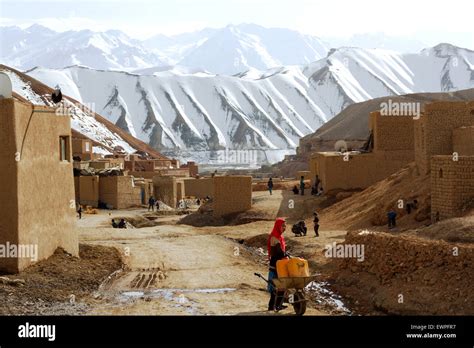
top-left (324, 242), bottom-right (365, 262)
top-left (380, 99), bottom-right (421, 119)
top-left (18, 322), bottom-right (56, 341)
top-left (0, 242), bottom-right (38, 262)
top-left (214, 148), bottom-right (258, 165)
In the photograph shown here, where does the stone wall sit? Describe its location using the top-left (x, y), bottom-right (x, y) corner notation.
top-left (332, 231), bottom-right (474, 315)
top-left (431, 156), bottom-right (474, 220)
top-left (213, 176), bottom-right (252, 217)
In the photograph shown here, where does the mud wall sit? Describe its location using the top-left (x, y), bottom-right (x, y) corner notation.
top-left (0, 99), bottom-right (78, 273)
top-left (453, 126), bottom-right (474, 156)
top-left (332, 231), bottom-right (474, 315)
top-left (213, 176), bottom-right (252, 217)
top-left (78, 175), bottom-right (99, 207)
top-left (183, 178), bottom-right (214, 198)
top-left (371, 111), bottom-right (415, 152)
top-left (431, 156), bottom-right (474, 220)
top-left (415, 102), bottom-right (474, 174)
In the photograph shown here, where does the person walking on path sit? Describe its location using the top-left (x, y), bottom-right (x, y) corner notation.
top-left (148, 196), bottom-right (156, 211)
top-left (313, 212), bottom-right (320, 237)
top-left (300, 176), bottom-right (305, 196)
top-left (267, 177), bottom-right (274, 195)
top-left (77, 204), bottom-right (82, 219)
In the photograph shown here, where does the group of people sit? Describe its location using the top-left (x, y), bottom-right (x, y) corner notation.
top-left (290, 212), bottom-right (319, 237)
top-left (387, 199), bottom-right (418, 230)
top-left (111, 219), bottom-right (127, 229)
top-left (148, 197), bottom-right (160, 212)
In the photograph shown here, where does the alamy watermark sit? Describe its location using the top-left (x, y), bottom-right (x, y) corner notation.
top-left (324, 242), bottom-right (365, 262)
top-left (211, 148), bottom-right (258, 165)
top-left (0, 242), bottom-right (38, 262)
top-left (380, 99), bottom-right (421, 119)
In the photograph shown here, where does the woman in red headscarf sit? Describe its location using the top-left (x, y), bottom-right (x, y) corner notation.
top-left (267, 217), bottom-right (289, 311)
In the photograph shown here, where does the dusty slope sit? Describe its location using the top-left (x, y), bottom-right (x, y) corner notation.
top-left (320, 163), bottom-right (431, 231)
top-left (301, 87), bottom-right (474, 145)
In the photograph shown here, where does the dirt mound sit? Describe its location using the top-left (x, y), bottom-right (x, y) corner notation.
top-left (406, 215), bottom-right (474, 243)
top-left (328, 230), bottom-right (474, 315)
top-left (0, 244), bottom-right (123, 315)
top-left (320, 163), bottom-right (431, 231)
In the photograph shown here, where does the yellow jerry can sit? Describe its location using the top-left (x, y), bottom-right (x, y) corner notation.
top-left (287, 258), bottom-right (309, 277)
top-left (276, 259), bottom-right (290, 278)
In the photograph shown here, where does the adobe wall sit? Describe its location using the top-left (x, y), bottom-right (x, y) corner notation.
top-left (310, 150), bottom-right (414, 192)
top-left (183, 178), bottom-right (214, 198)
top-left (135, 179), bottom-right (153, 205)
top-left (431, 156), bottom-right (474, 220)
top-left (213, 176), bottom-right (252, 217)
top-left (296, 170), bottom-right (311, 179)
top-left (74, 176), bottom-right (80, 203)
top-left (453, 126), bottom-right (474, 156)
top-left (116, 176), bottom-right (142, 209)
top-left (176, 181), bottom-right (185, 201)
top-left (79, 175), bottom-right (99, 207)
top-left (370, 111), bottom-right (415, 152)
top-left (153, 176), bottom-right (177, 207)
top-left (129, 171), bottom-right (156, 179)
top-left (99, 176), bottom-right (118, 208)
top-left (156, 169), bottom-right (190, 177)
top-left (415, 102), bottom-right (474, 174)
top-left (0, 99), bottom-right (78, 273)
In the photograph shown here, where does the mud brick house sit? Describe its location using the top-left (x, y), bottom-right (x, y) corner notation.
top-left (72, 137), bottom-right (93, 161)
top-left (0, 98), bottom-right (78, 273)
top-left (423, 102), bottom-right (474, 220)
top-left (183, 177), bottom-right (214, 198)
top-left (310, 110), bottom-right (415, 191)
top-left (153, 176), bottom-right (181, 207)
top-left (213, 176), bottom-right (252, 217)
top-left (414, 102), bottom-right (474, 175)
top-left (99, 176), bottom-right (142, 209)
top-left (78, 175), bottom-right (99, 208)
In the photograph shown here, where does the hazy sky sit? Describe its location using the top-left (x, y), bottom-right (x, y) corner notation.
top-left (1, 0), bottom-right (473, 48)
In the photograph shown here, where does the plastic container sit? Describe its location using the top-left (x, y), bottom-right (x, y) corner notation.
top-left (287, 258), bottom-right (310, 277)
top-left (276, 259), bottom-right (290, 278)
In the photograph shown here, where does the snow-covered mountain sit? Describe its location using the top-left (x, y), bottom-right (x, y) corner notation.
top-left (0, 65), bottom-right (169, 159)
top-left (0, 25), bottom-right (165, 71)
top-left (325, 32), bottom-right (429, 53)
top-left (27, 44), bottom-right (474, 164)
top-left (1, 24), bottom-right (329, 75)
top-left (144, 24), bottom-right (330, 75)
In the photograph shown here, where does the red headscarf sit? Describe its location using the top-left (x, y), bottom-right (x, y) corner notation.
top-left (267, 217), bottom-right (286, 258)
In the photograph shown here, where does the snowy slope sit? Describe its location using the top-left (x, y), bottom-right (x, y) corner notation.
top-left (27, 44), bottom-right (474, 164)
top-left (0, 65), bottom-right (167, 158)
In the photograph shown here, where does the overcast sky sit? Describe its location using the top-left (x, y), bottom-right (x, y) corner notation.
top-left (1, 0), bottom-right (473, 48)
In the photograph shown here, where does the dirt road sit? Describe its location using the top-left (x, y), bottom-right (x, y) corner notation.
top-left (75, 191), bottom-right (348, 315)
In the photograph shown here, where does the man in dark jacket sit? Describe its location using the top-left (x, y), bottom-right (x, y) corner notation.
top-left (267, 178), bottom-right (274, 195)
top-left (148, 196), bottom-right (156, 211)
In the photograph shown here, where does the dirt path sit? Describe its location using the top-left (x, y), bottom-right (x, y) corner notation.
top-left (75, 192), bottom-right (347, 315)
